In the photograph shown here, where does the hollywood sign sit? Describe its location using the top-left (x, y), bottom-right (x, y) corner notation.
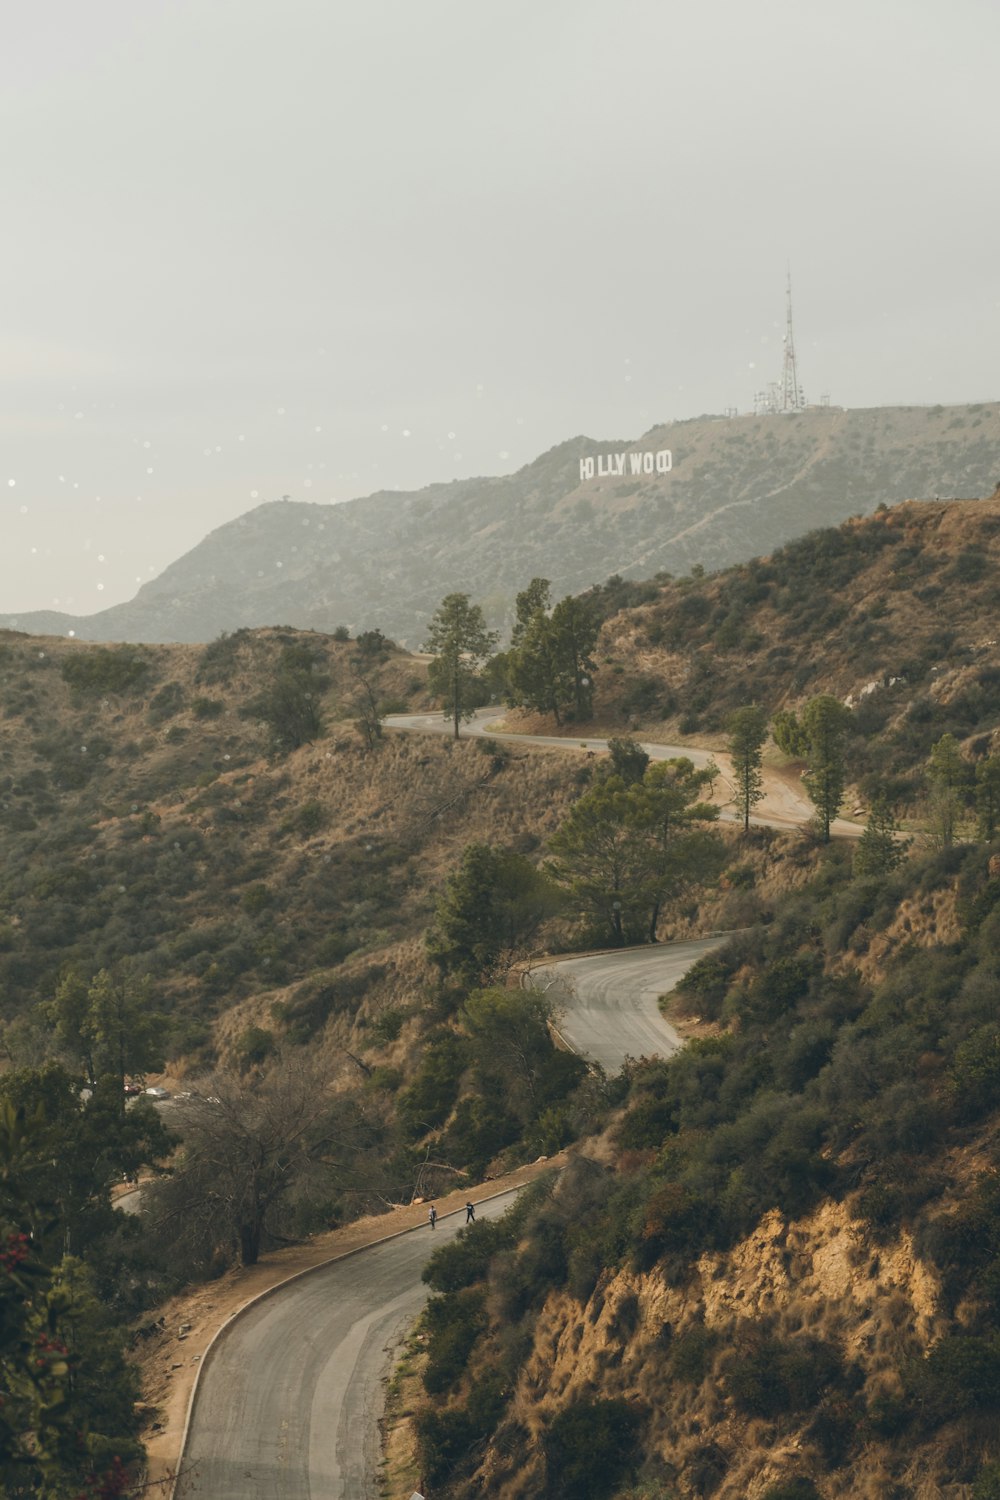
top-left (579, 449), bottom-right (672, 482)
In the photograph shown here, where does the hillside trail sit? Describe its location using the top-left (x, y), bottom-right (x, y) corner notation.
top-left (625, 407), bottom-right (849, 574)
top-left (385, 708), bottom-right (864, 839)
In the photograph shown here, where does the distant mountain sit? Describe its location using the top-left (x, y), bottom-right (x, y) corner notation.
top-left (3, 401), bottom-right (998, 646)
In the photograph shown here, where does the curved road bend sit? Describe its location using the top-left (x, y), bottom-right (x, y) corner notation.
top-left (384, 708), bottom-right (863, 839)
top-left (175, 937), bottom-right (726, 1498)
top-left (177, 1191), bottom-right (521, 1500)
top-left (526, 936), bottom-right (728, 1072)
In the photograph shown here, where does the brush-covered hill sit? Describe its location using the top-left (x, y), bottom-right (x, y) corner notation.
top-left (407, 837), bottom-right (1000, 1499)
top-left (8, 496), bottom-right (1000, 1493)
top-left (568, 487), bottom-right (1000, 804)
top-left (0, 627), bottom-right (577, 1068)
top-left (2, 402), bottom-right (998, 647)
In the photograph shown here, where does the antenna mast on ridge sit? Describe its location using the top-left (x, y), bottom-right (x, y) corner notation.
top-left (752, 271), bottom-right (816, 415)
top-left (780, 268), bottom-right (805, 411)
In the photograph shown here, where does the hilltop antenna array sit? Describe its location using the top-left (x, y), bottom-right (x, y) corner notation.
top-left (753, 271), bottom-right (808, 415)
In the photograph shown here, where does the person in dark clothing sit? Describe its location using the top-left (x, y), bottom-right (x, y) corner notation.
top-left (428, 1204), bottom-right (437, 1229)
top-left (465, 1201), bottom-right (476, 1223)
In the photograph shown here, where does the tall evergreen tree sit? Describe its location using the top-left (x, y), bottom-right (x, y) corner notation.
top-left (550, 594), bottom-right (598, 720)
top-left (349, 629), bottom-right (391, 750)
top-left (800, 694), bottom-right (852, 842)
top-left (506, 580), bottom-right (564, 722)
top-left (43, 966), bottom-right (167, 1096)
top-left (426, 843), bottom-right (562, 986)
top-left (549, 759), bottom-right (721, 945)
top-left (727, 704), bottom-right (768, 832)
top-left (628, 759), bottom-right (722, 941)
top-left (511, 577), bottom-right (552, 647)
top-left (425, 593), bottom-right (498, 738)
top-left (928, 732), bottom-right (969, 848)
top-left (854, 795), bottom-right (909, 877)
top-left (604, 736), bottom-right (650, 786)
top-left (505, 581), bottom-right (599, 725)
top-left (976, 753), bottom-right (1000, 841)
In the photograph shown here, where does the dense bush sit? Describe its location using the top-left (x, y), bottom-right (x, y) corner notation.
top-left (904, 1334), bottom-right (1000, 1424)
top-left (424, 1217), bottom-right (520, 1294)
top-left (61, 648), bottom-right (150, 694)
top-left (423, 1287), bottom-right (487, 1395)
top-left (723, 1328), bottom-right (845, 1418)
top-left (543, 1398), bottom-right (641, 1499)
top-left (398, 1032), bottom-right (469, 1136)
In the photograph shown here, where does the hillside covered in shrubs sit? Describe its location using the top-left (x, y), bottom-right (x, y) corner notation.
top-left (410, 837), bottom-right (1000, 1497)
top-left (581, 488), bottom-right (1000, 807)
top-left (7, 490), bottom-right (1000, 1494)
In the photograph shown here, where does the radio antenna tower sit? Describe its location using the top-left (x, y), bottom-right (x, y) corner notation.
top-left (780, 268), bottom-right (805, 411)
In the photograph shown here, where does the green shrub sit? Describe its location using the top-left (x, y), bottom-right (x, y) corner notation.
top-left (369, 1006), bottom-right (406, 1043)
top-left (973, 1462), bottom-right (1000, 1499)
top-left (422, 1287), bottom-right (487, 1395)
top-left (724, 1329), bottom-right (843, 1417)
top-left (191, 696), bottom-right (224, 720)
top-left (241, 883), bottom-right (273, 915)
top-left (148, 681), bottom-right (184, 722)
top-left (236, 1025), bottom-right (275, 1067)
top-left (761, 1482), bottom-right (820, 1500)
top-left (444, 1093), bottom-right (520, 1176)
top-left (196, 629), bottom-right (251, 683)
top-left (414, 1407), bottom-right (480, 1488)
top-left (398, 1032), bottom-right (469, 1136)
top-left (905, 1333), bottom-right (1000, 1424)
top-left (543, 1398), bottom-right (640, 1499)
top-left (669, 1324), bottom-right (717, 1384)
top-left (314, 931), bottom-right (357, 967)
top-left (288, 799), bottom-right (327, 836)
top-left (673, 950), bottom-right (736, 1021)
top-left (949, 1027), bottom-right (1000, 1121)
top-left (61, 648), bottom-right (149, 694)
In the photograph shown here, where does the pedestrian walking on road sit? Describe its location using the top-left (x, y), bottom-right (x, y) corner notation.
top-left (465, 1201), bottom-right (476, 1223)
top-left (428, 1204), bottom-right (437, 1229)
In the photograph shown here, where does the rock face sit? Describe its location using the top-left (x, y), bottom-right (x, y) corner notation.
top-left (476, 1198), bottom-right (950, 1499)
top-left (2, 402), bottom-right (999, 646)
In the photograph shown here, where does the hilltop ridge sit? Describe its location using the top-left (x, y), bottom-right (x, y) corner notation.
top-left (2, 401), bottom-right (997, 646)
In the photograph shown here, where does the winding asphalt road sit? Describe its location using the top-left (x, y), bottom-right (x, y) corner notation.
top-left (173, 708), bottom-right (860, 1493)
top-left (177, 1190), bottom-right (521, 1500)
top-left (384, 707), bottom-right (864, 838)
top-left (526, 936), bottom-right (728, 1072)
top-left (174, 937), bottom-right (723, 1498)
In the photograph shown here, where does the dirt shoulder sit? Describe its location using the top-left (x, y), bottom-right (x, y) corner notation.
top-left (137, 1154), bottom-right (565, 1496)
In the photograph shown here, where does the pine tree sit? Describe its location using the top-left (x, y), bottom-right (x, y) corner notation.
top-left (854, 796), bottom-right (909, 877)
top-left (727, 704), bottom-right (768, 832)
top-left (928, 732), bottom-right (970, 848)
top-left (800, 695), bottom-right (852, 842)
top-left (424, 593), bottom-right (498, 738)
top-left (976, 754), bottom-right (1000, 841)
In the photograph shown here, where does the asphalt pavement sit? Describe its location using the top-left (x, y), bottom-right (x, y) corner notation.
top-left (167, 706), bottom-right (858, 1497)
top-left (384, 708), bottom-right (863, 838)
top-left (175, 930), bottom-right (724, 1498)
top-left (177, 1189), bottom-right (522, 1500)
top-left (526, 936), bottom-right (729, 1071)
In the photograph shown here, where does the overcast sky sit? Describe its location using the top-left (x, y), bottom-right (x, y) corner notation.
top-left (2, 0), bottom-right (998, 616)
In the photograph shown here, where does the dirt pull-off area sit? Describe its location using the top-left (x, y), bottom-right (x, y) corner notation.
top-left (135, 1155), bottom-right (564, 1496)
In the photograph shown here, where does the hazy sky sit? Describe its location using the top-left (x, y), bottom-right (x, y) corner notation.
top-left (3, 0), bottom-right (998, 616)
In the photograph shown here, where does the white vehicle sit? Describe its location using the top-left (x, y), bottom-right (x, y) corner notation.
top-left (145, 1085), bottom-right (171, 1100)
